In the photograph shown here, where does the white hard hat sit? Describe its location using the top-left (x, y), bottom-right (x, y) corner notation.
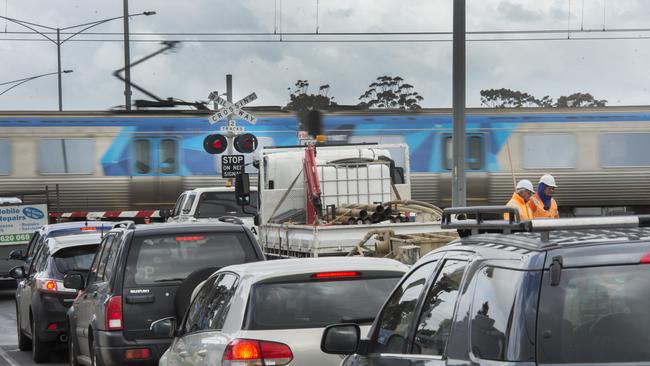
top-left (539, 174), bottom-right (557, 188)
top-left (516, 179), bottom-right (535, 192)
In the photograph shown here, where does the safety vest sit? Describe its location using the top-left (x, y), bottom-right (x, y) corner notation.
top-left (504, 192), bottom-right (533, 221)
top-left (528, 193), bottom-right (559, 219)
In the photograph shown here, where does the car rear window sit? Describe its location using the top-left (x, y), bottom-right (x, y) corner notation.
top-left (195, 192), bottom-right (258, 218)
top-left (246, 275), bottom-right (401, 330)
top-left (538, 264), bottom-right (650, 363)
top-left (53, 244), bottom-right (99, 274)
top-left (48, 226), bottom-right (111, 238)
top-left (126, 232), bottom-right (258, 285)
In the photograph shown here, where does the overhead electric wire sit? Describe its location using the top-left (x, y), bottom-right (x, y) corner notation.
top-left (1, 35), bottom-right (649, 43)
top-left (2, 27), bottom-right (650, 36)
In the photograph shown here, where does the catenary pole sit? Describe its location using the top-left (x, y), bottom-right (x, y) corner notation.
top-left (452, 0), bottom-right (467, 207)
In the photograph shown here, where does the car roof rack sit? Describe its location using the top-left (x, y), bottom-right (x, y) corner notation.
top-left (442, 206), bottom-right (650, 241)
top-left (217, 216), bottom-right (244, 225)
top-left (112, 220), bottom-right (136, 230)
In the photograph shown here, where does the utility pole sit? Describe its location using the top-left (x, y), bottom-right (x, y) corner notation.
top-left (56, 29), bottom-right (62, 111)
top-left (452, 0), bottom-right (467, 207)
top-left (123, 0), bottom-right (133, 110)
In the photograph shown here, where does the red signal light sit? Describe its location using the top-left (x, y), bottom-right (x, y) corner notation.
top-left (204, 134), bottom-right (228, 154)
top-left (234, 133), bottom-right (258, 154)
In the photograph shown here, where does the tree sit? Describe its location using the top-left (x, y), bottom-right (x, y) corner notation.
top-left (479, 88), bottom-right (608, 108)
top-left (284, 80), bottom-right (337, 112)
top-left (555, 92), bottom-right (607, 108)
top-left (479, 88), bottom-right (539, 108)
top-left (358, 75), bottom-right (423, 110)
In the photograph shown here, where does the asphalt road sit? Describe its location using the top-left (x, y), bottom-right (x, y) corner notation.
top-left (0, 287), bottom-right (66, 366)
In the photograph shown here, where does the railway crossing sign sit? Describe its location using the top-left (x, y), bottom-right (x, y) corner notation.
top-left (208, 91), bottom-right (258, 125)
top-left (221, 154), bottom-right (245, 178)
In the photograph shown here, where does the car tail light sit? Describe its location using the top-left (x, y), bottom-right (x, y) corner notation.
top-left (222, 339), bottom-right (292, 366)
top-left (124, 348), bottom-right (150, 360)
top-left (37, 279), bottom-right (76, 293)
top-left (80, 227), bottom-right (97, 231)
top-left (47, 322), bottom-right (61, 331)
top-left (105, 296), bottom-right (123, 331)
top-left (640, 252), bottom-right (650, 264)
top-left (312, 271), bottom-right (360, 279)
top-left (175, 235), bottom-right (205, 241)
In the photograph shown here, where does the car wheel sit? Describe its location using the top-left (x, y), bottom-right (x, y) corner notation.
top-left (68, 324), bottom-right (80, 366)
top-left (31, 317), bottom-right (50, 363)
top-left (16, 305), bottom-right (31, 351)
top-left (90, 338), bottom-right (102, 366)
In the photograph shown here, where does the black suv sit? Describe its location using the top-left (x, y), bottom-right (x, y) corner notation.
top-left (11, 232), bottom-right (102, 363)
top-left (65, 220), bottom-right (264, 366)
top-left (322, 207), bottom-right (650, 365)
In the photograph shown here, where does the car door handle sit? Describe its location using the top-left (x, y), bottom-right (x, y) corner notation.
top-left (197, 350), bottom-right (208, 358)
top-left (178, 351), bottom-right (189, 358)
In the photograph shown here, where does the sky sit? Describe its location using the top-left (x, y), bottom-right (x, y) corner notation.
top-left (0, 0), bottom-right (649, 110)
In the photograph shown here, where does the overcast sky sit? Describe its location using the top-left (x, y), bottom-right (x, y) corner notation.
top-left (1, 0), bottom-right (649, 110)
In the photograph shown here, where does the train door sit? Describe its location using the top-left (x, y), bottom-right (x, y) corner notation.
top-left (439, 133), bottom-right (489, 206)
top-left (130, 137), bottom-right (183, 208)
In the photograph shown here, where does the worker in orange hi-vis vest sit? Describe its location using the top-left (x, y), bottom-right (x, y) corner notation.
top-left (504, 179), bottom-right (535, 221)
top-left (529, 174), bottom-right (560, 219)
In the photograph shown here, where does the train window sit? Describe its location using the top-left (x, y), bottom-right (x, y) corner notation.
top-left (523, 133), bottom-right (576, 169)
top-left (0, 139), bottom-right (9, 175)
top-left (134, 139), bottom-right (151, 174)
top-left (160, 139), bottom-right (177, 174)
top-left (37, 139), bottom-right (94, 174)
top-left (443, 135), bottom-right (485, 170)
top-left (600, 133), bottom-right (650, 167)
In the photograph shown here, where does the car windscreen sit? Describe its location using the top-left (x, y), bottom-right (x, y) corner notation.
top-left (246, 275), bottom-right (401, 330)
top-left (53, 244), bottom-right (99, 274)
top-left (126, 232), bottom-right (258, 285)
top-left (195, 192), bottom-right (258, 218)
top-left (538, 263), bottom-right (650, 363)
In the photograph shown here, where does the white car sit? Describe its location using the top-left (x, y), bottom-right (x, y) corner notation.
top-left (156, 257), bottom-right (408, 366)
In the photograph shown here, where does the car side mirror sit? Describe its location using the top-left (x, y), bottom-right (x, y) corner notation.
top-left (150, 317), bottom-right (176, 338)
top-left (159, 208), bottom-right (172, 221)
top-left (321, 324), bottom-right (361, 355)
top-left (64, 272), bottom-right (85, 290)
top-left (235, 173), bottom-right (251, 206)
top-left (9, 249), bottom-right (23, 261)
top-left (8, 266), bottom-right (25, 279)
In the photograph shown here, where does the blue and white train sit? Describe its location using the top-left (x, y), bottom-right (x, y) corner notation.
top-left (1, 107), bottom-right (649, 216)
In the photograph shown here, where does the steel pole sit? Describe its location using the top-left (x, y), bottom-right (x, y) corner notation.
top-left (226, 74), bottom-right (234, 156)
top-left (452, 0), bottom-right (467, 207)
top-left (123, 0), bottom-right (132, 110)
top-left (56, 28), bottom-right (62, 111)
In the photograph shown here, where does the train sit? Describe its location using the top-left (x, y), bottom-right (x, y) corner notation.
top-left (1, 106), bottom-right (649, 216)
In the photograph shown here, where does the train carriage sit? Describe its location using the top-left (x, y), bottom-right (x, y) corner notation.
top-left (1, 107), bottom-right (649, 216)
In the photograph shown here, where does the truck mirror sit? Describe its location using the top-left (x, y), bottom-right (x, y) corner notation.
top-left (235, 173), bottom-right (251, 206)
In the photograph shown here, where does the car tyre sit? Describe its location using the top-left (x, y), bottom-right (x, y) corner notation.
top-left (90, 337), bottom-right (102, 366)
top-left (31, 317), bottom-right (50, 363)
top-left (16, 305), bottom-right (31, 351)
top-left (68, 324), bottom-right (80, 366)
